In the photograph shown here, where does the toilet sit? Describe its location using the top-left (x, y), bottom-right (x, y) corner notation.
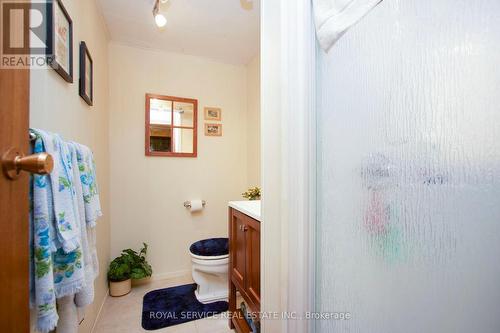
top-left (189, 238), bottom-right (229, 304)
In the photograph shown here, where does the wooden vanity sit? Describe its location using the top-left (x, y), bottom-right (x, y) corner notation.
top-left (228, 201), bottom-right (261, 332)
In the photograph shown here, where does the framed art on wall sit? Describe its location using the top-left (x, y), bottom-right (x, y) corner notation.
top-left (47, 0), bottom-right (73, 82)
top-left (204, 107), bottom-right (222, 121)
top-left (79, 42), bottom-right (93, 106)
top-left (205, 123), bottom-right (223, 137)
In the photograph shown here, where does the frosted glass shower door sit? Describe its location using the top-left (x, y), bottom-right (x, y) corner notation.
top-left (315, 1), bottom-right (500, 332)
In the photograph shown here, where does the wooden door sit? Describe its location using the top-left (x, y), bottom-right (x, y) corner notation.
top-left (0, 49), bottom-right (30, 332)
top-left (245, 217), bottom-right (260, 310)
top-left (230, 209), bottom-right (247, 290)
top-left (0, 1), bottom-right (32, 330)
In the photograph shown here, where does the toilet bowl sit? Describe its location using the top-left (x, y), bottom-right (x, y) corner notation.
top-left (189, 238), bottom-right (229, 304)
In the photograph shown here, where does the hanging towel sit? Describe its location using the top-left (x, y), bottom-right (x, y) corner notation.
top-left (56, 295), bottom-right (79, 333)
top-left (74, 143), bottom-right (102, 228)
top-left (31, 136), bottom-right (86, 333)
top-left (69, 142), bottom-right (100, 308)
top-left (74, 223), bottom-right (99, 309)
top-left (30, 131), bottom-right (102, 331)
top-left (31, 137), bottom-right (58, 332)
top-left (76, 143), bottom-right (101, 294)
top-left (31, 129), bottom-right (81, 253)
top-left (313, 0), bottom-right (383, 51)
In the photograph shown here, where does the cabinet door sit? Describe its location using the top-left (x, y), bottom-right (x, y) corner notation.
top-left (245, 217), bottom-right (261, 308)
top-left (230, 209), bottom-right (247, 290)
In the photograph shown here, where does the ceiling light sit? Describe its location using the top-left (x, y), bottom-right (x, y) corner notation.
top-left (155, 13), bottom-right (167, 27)
top-left (153, 0), bottom-right (168, 28)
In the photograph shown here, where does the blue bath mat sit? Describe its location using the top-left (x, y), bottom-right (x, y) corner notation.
top-left (142, 283), bottom-right (228, 330)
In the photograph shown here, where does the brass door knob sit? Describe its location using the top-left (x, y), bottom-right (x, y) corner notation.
top-left (2, 147), bottom-right (54, 180)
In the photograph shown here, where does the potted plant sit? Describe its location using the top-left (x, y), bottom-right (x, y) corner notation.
top-left (242, 186), bottom-right (261, 200)
top-left (107, 252), bottom-right (133, 297)
top-left (124, 243), bottom-right (153, 286)
top-left (108, 243), bottom-right (153, 296)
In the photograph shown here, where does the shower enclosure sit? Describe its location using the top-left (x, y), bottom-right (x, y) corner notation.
top-left (315, 1), bottom-right (500, 332)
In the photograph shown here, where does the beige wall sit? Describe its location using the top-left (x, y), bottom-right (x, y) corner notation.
top-left (108, 43), bottom-right (250, 277)
top-left (29, 0), bottom-right (110, 332)
top-left (246, 55), bottom-right (261, 187)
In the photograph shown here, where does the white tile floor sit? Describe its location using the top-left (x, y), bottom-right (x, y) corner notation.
top-left (93, 275), bottom-right (235, 333)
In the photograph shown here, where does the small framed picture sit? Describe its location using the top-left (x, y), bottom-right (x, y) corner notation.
top-left (79, 42), bottom-right (93, 106)
top-left (204, 107), bottom-right (222, 121)
top-left (47, 0), bottom-right (73, 83)
top-left (205, 123), bottom-right (223, 137)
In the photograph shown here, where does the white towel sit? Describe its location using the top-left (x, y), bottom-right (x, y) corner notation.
top-left (313, 0), bottom-right (382, 51)
top-left (56, 296), bottom-right (79, 333)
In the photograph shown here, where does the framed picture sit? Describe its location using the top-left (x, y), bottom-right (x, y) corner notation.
top-left (79, 42), bottom-right (93, 106)
top-left (205, 123), bottom-right (223, 137)
top-left (47, 0), bottom-right (73, 82)
top-left (204, 107), bottom-right (222, 121)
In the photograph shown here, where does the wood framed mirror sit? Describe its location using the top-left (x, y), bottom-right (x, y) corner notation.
top-left (145, 93), bottom-right (198, 157)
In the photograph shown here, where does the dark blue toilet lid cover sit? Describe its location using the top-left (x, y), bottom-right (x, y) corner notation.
top-left (190, 238), bottom-right (229, 257)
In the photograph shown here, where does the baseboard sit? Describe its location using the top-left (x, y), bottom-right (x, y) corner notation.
top-left (90, 288), bottom-right (109, 333)
top-left (151, 269), bottom-right (192, 281)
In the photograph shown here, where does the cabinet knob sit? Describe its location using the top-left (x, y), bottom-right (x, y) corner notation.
top-left (243, 226), bottom-right (248, 232)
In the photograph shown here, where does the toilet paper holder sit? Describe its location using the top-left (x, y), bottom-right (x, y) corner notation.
top-left (183, 200), bottom-right (207, 209)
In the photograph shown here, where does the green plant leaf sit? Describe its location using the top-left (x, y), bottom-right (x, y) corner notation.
top-left (108, 243), bottom-right (152, 281)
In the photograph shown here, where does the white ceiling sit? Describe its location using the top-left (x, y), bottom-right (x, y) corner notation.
top-left (97, 0), bottom-right (260, 65)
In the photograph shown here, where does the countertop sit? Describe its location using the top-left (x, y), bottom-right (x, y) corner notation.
top-left (228, 200), bottom-right (261, 222)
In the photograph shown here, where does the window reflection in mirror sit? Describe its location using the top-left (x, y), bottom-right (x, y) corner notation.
top-left (145, 94), bottom-right (198, 157)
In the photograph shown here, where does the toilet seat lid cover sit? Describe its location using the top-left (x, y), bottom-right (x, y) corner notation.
top-left (189, 238), bottom-right (229, 257)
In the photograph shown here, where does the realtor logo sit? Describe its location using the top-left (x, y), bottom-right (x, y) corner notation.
top-left (1, 0), bottom-right (52, 68)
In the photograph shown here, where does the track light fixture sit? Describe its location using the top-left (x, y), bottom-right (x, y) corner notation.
top-left (153, 0), bottom-right (168, 28)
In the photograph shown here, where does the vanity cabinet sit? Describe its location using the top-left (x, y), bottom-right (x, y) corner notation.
top-left (228, 207), bottom-right (260, 332)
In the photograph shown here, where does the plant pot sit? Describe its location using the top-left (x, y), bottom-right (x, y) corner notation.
top-left (132, 276), bottom-right (152, 287)
top-left (109, 279), bottom-right (131, 297)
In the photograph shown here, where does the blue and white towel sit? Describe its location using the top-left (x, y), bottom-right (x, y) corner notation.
top-left (74, 142), bottom-right (102, 228)
top-left (30, 130), bottom-right (102, 332)
top-left (80, 143), bottom-right (101, 284)
top-left (31, 137), bottom-right (58, 332)
top-left (31, 136), bottom-right (86, 332)
top-left (69, 143), bottom-right (100, 308)
top-left (31, 129), bottom-right (81, 253)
